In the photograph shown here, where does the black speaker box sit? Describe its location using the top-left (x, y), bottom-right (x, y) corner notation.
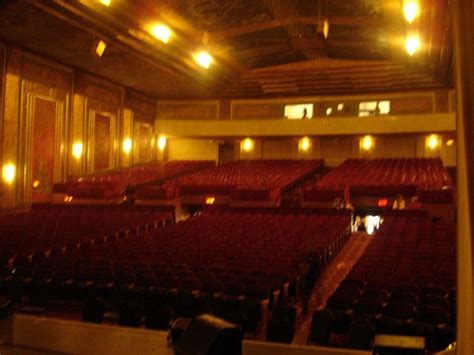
top-left (173, 314), bottom-right (242, 355)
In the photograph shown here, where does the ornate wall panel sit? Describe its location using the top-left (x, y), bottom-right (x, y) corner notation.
top-left (31, 98), bottom-right (57, 201)
top-left (20, 80), bottom-right (69, 203)
top-left (75, 74), bottom-right (122, 173)
top-left (89, 112), bottom-right (116, 172)
top-left (133, 121), bottom-right (153, 163)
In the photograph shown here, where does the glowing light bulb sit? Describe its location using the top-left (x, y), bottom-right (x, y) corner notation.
top-left (446, 139), bottom-right (454, 146)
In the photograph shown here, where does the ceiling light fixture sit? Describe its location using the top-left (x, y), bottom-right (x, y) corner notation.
top-left (194, 51), bottom-right (213, 69)
top-left (98, 0), bottom-right (111, 7)
top-left (148, 23), bottom-right (171, 44)
top-left (92, 39), bottom-right (107, 58)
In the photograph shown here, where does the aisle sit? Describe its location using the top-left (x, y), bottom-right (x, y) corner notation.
top-left (292, 232), bottom-right (373, 345)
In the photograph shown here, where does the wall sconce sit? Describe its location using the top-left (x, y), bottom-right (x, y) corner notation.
top-left (241, 138), bottom-right (254, 153)
top-left (2, 163), bottom-right (16, 184)
top-left (299, 137), bottom-right (312, 152)
top-left (72, 142), bottom-right (83, 160)
top-left (403, 0), bottom-right (420, 23)
top-left (426, 134), bottom-right (440, 150)
top-left (122, 138), bottom-right (132, 154)
top-left (157, 135), bottom-right (167, 151)
top-left (360, 135), bottom-right (375, 151)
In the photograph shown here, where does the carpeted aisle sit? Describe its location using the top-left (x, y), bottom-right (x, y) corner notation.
top-left (293, 232), bottom-right (373, 345)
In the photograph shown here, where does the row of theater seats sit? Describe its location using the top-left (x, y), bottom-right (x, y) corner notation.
top-left (309, 210), bottom-right (455, 352)
top-left (148, 160), bottom-right (324, 202)
top-left (52, 161), bottom-right (214, 200)
top-left (304, 158), bottom-right (454, 203)
top-left (0, 205), bottom-right (174, 270)
top-left (0, 209), bottom-right (351, 335)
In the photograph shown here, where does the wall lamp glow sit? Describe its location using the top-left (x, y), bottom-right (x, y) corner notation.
top-left (122, 138), bottom-right (132, 154)
top-left (72, 142), bottom-right (84, 160)
top-left (426, 134), bottom-right (440, 150)
top-left (241, 138), bottom-right (254, 153)
top-left (157, 136), bottom-right (167, 151)
top-left (403, 0), bottom-right (420, 24)
top-left (360, 135), bottom-right (375, 151)
top-left (405, 33), bottom-right (420, 56)
top-left (299, 137), bottom-right (312, 152)
top-left (2, 163), bottom-right (16, 184)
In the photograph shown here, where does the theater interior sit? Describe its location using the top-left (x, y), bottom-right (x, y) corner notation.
top-left (0, 0), bottom-right (473, 354)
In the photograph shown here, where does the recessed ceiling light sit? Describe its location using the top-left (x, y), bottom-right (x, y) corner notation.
top-left (148, 24), bottom-right (171, 44)
top-left (194, 51), bottom-right (213, 69)
top-left (93, 39), bottom-right (107, 58)
top-left (98, 0), bottom-right (111, 6)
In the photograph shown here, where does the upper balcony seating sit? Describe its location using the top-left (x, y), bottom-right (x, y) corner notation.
top-left (303, 158), bottom-right (454, 203)
top-left (157, 160), bottom-right (324, 202)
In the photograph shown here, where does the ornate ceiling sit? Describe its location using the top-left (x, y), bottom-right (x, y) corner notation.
top-left (0, 0), bottom-right (453, 98)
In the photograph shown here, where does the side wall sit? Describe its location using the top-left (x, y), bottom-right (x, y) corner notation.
top-left (0, 45), bottom-right (158, 208)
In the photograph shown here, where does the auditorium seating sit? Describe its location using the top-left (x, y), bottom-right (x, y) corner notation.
top-left (53, 160), bottom-right (214, 202)
top-left (158, 160), bottom-right (324, 203)
top-left (0, 207), bottom-right (351, 336)
top-left (304, 158), bottom-right (453, 203)
top-left (309, 210), bottom-right (455, 352)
